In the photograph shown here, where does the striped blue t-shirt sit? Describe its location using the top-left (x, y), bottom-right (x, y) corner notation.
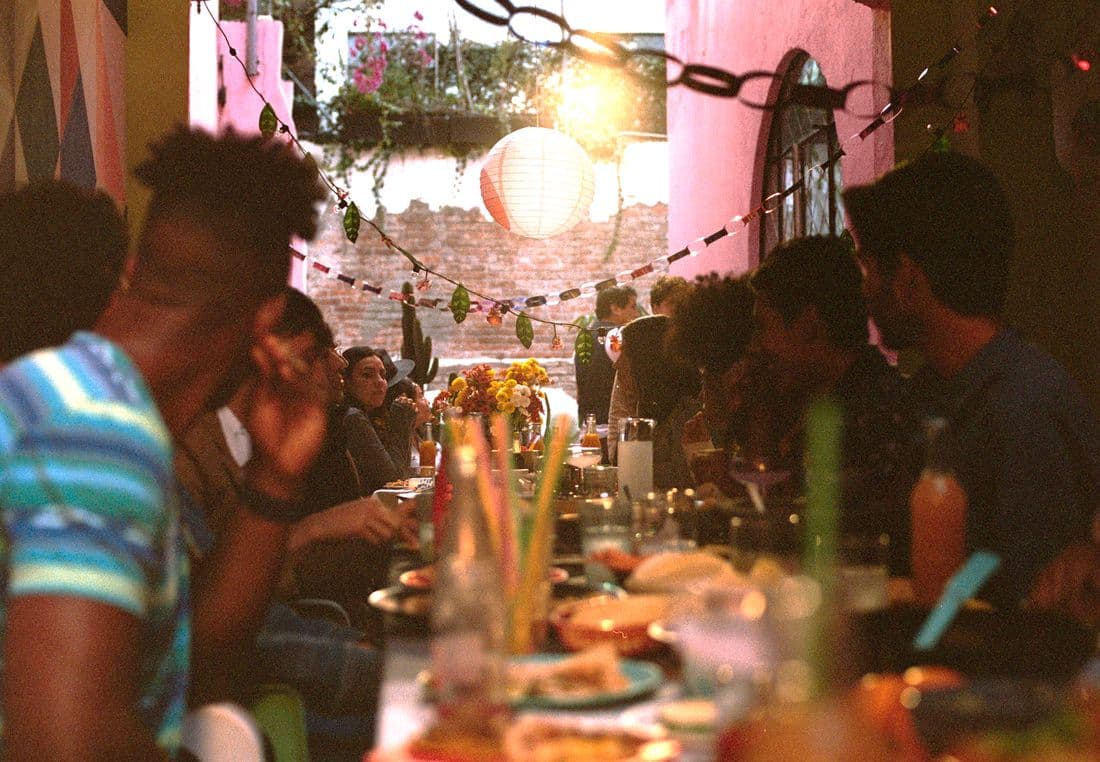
top-left (0, 331), bottom-right (189, 754)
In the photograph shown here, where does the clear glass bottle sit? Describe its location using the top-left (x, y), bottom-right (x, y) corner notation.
top-left (580, 412), bottom-right (602, 449)
top-left (909, 417), bottom-right (968, 607)
top-left (418, 421), bottom-right (438, 475)
top-left (429, 444), bottom-right (510, 736)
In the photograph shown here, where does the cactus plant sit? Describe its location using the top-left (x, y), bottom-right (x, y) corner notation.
top-left (401, 281), bottom-right (438, 386)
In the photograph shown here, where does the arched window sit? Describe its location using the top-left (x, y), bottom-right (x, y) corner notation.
top-left (760, 54), bottom-right (845, 256)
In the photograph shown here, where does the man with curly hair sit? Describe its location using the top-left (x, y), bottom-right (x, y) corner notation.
top-left (0, 127), bottom-right (328, 757)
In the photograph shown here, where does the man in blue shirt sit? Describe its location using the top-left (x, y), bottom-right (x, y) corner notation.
top-left (844, 152), bottom-right (1100, 613)
top-left (0, 128), bottom-right (329, 758)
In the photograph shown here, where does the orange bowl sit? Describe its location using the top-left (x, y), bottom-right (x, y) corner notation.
top-left (550, 595), bottom-right (671, 656)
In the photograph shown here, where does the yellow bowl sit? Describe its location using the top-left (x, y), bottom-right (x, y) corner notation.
top-left (550, 594), bottom-right (671, 656)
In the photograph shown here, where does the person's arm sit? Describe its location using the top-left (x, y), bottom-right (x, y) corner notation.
top-left (189, 334), bottom-right (327, 701)
top-left (4, 598), bottom-right (167, 760)
top-left (344, 409), bottom-right (403, 489)
top-left (379, 398), bottom-right (417, 472)
top-left (286, 496), bottom-right (416, 556)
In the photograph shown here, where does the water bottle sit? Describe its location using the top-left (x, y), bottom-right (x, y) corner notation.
top-left (429, 444), bottom-right (510, 736)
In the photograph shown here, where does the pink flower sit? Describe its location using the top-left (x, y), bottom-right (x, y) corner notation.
top-left (353, 36), bottom-right (366, 51)
top-left (414, 10), bottom-right (424, 20)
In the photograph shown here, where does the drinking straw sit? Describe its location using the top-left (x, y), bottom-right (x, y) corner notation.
top-left (509, 414), bottom-right (570, 653)
top-left (463, 420), bottom-right (503, 564)
top-left (491, 415), bottom-right (521, 597)
top-left (804, 396), bottom-right (842, 698)
top-left (912, 551), bottom-right (1001, 651)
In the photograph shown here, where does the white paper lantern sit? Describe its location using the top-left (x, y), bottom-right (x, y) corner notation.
top-left (480, 127), bottom-right (596, 239)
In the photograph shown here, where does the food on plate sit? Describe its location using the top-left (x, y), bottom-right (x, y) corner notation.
top-left (503, 716), bottom-right (678, 762)
top-left (507, 645), bottom-right (628, 701)
top-left (626, 551), bottom-right (739, 593)
top-left (383, 476), bottom-right (434, 492)
top-left (659, 699), bottom-right (717, 734)
top-left (406, 713), bottom-right (507, 762)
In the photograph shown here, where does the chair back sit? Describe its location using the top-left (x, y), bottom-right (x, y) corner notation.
top-left (182, 702), bottom-right (265, 762)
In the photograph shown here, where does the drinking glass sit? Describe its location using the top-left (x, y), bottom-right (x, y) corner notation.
top-left (618, 417), bottom-right (655, 501)
top-left (728, 510), bottom-right (772, 575)
top-left (673, 584), bottom-right (771, 702)
top-left (566, 444), bottom-right (603, 496)
top-left (836, 532), bottom-right (891, 613)
top-left (728, 452), bottom-right (792, 513)
top-left (580, 496), bottom-right (633, 583)
top-left (637, 490), bottom-right (698, 556)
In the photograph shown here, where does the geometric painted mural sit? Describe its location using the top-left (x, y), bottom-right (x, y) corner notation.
top-left (0, 0), bottom-right (126, 204)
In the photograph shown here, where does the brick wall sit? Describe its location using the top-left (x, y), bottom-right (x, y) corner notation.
top-left (304, 198), bottom-right (669, 400)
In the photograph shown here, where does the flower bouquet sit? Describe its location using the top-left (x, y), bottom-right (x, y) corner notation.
top-left (433, 359), bottom-right (551, 439)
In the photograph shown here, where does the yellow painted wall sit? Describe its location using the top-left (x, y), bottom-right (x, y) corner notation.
top-left (125, 1), bottom-right (190, 233)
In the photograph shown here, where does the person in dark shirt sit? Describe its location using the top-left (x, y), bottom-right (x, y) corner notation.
top-left (845, 151), bottom-right (1100, 612)
top-left (575, 285), bottom-right (639, 425)
top-left (749, 235), bottom-right (922, 573)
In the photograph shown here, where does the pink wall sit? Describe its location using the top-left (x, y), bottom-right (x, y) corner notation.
top-left (215, 19), bottom-right (296, 137)
top-left (665, 0), bottom-right (893, 278)
top-left (191, 15), bottom-right (305, 287)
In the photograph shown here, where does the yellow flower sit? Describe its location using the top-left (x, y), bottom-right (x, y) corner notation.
top-left (451, 377), bottom-right (467, 393)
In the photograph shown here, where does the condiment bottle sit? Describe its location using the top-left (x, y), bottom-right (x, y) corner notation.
top-left (580, 412), bottom-right (602, 449)
top-left (909, 417), bottom-right (967, 607)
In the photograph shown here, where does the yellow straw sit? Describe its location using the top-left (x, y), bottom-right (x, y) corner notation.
top-left (464, 420), bottom-right (502, 561)
top-left (509, 414), bottom-right (570, 653)
top-left (491, 415), bottom-right (521, 597)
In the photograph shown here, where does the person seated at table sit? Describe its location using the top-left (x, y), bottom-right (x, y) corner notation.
top-left (748, 235), bottom-right (923, 572)
top-left (389, 378), bottom-right (435, 471)
top-left (610, 314), bottom-right (701, 489)
top-left (0, 127), bottom-right (329, 758)
top-left (845, 152), bottom-right (1100, 613)
top-left (175, 287), bottom-right (401, 738)
top-left (342, 346), bottom-right (418, 494)
top-left (608, 276), bottom-right (695, 459)
top-left (0, 181), bottom-right (128, 364)
top-left (666, 273), bottom-right (763, 489)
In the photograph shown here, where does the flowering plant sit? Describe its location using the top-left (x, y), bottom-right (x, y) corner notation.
top-left (433, 359), bottom-right (550, 430)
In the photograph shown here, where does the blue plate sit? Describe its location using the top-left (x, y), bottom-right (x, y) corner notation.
top-left (509, 654), bottom-right (663, 710)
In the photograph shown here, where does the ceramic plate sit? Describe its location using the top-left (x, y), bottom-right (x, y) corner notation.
top-left (367, 586), bottom-right (431, 618)
top-left (646, 618), bottom-right (679, 645)
top-left (509, 654), bottom-right (662, 710)
top-left (399, 565), bottom-right (568, 591)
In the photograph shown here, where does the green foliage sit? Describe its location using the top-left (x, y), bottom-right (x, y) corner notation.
top-left (450, 284), bottom-right (470, 324)
top-left (342, 201), bottom-right (360, 242)
top-left (259, 103), bottom-right (278, 139)
top-left (515, 313), bottom-right (534, 349)
top-left (574, 328), bottom-right (593, 366)
top-left (400, 281), bottom-right (438, 386)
